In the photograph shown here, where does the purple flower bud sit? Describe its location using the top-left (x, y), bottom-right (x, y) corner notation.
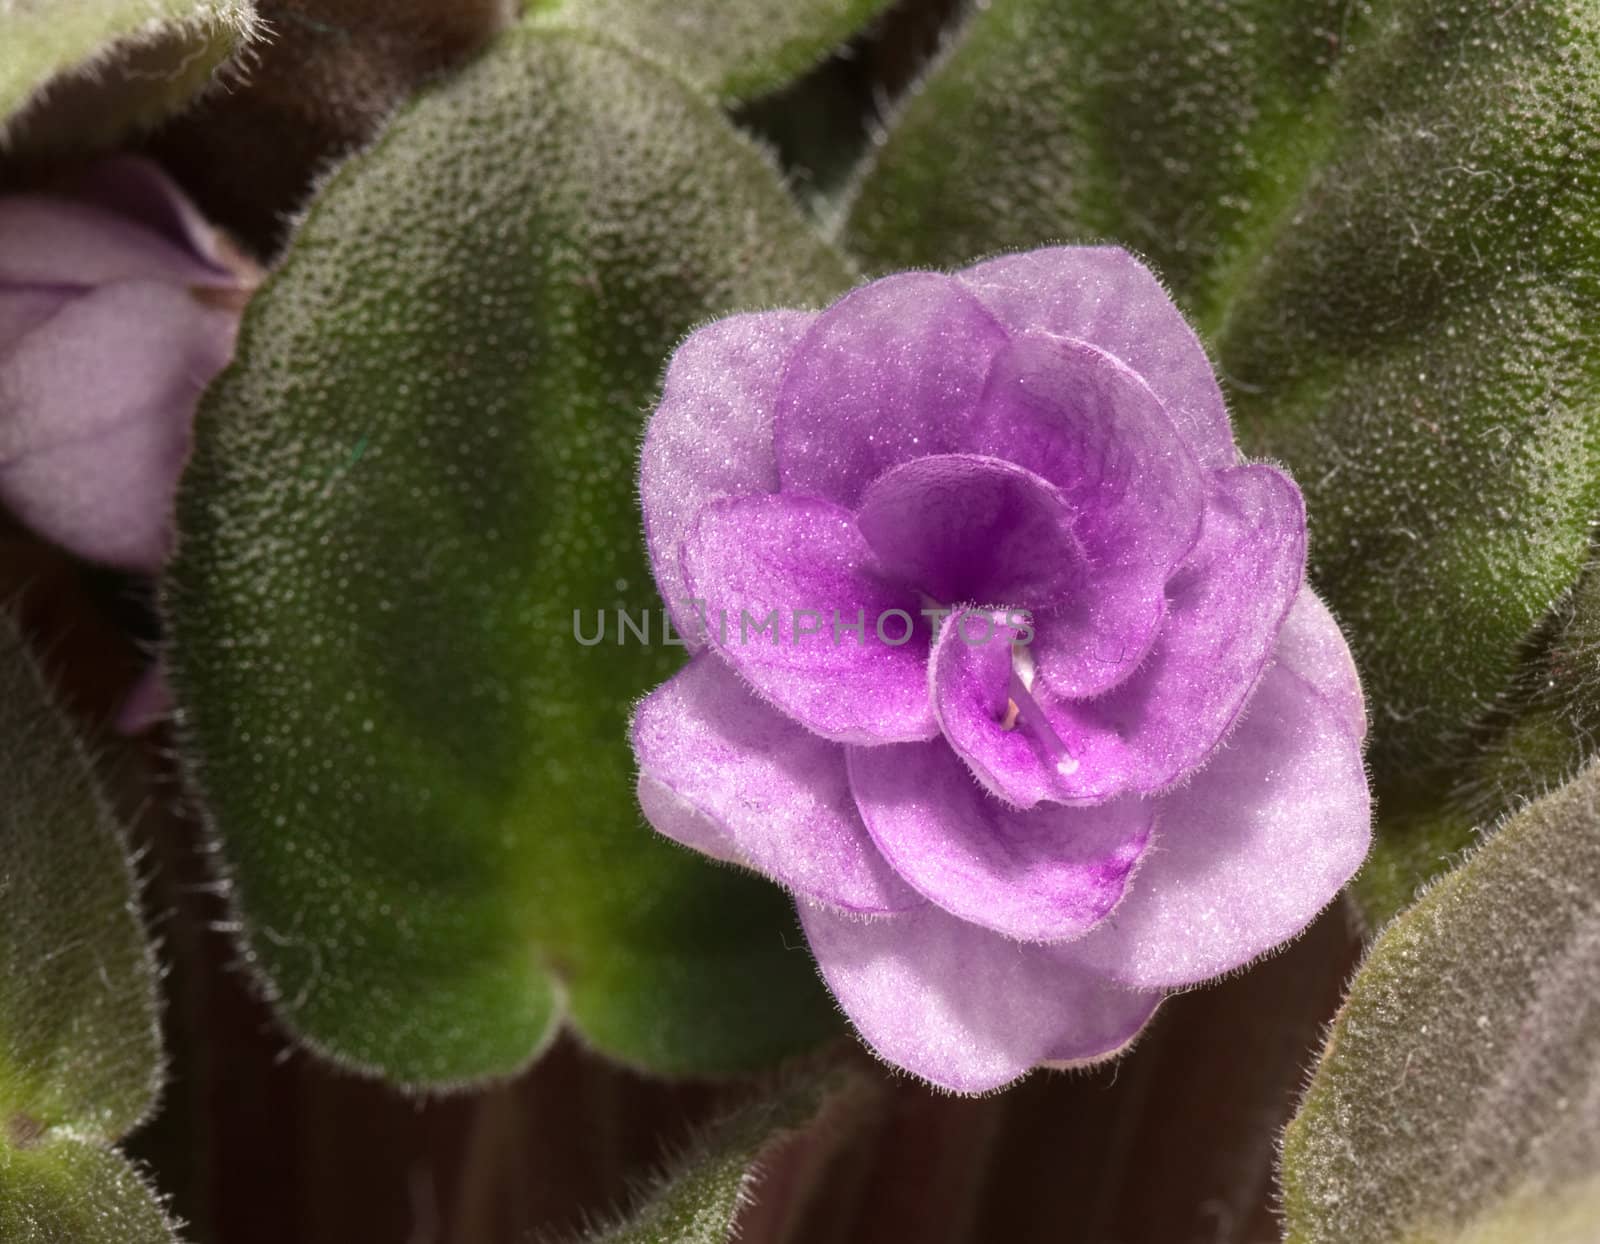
top-left (0, 157), bottom-right (255, 573)
top-left (631, 247), bottom-right (1373, 1093)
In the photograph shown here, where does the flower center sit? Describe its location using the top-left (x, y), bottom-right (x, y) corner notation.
top-left (1001, 644), bottom-right (1079, 776)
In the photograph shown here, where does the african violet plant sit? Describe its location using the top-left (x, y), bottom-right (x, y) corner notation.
top-left (1, 1), bottom-right (1598, 1242)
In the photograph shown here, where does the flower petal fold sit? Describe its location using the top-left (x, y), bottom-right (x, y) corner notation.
top-left (632, 653), bottom-right (922, 913)
top-left (639, 311), bottom-right (814, 645)
top-left (0, 187), bottom-right (229, 290)
top-left (1045, 464), bottom-right (1307, 800)
top-left (682, 493), bottom-right (936, 744)
top-left (0, 280), bottom-right (239, 570)
top-left (800, 900), bottom-right (1163, 1094)
top-left (1064, 660), bottom-right (1371, 988)
top-left (855, 453), bottom-right (1087, 609)
top-left (968, 331), bottom-right (1206, 580)
top-left (847, 738), bottom-right (1152, 942)
top-left (1028, 569), bottom-right (1166, 699)
top-left (958, 247), bottom-right (1235, 468)
top-left (1273, 586), bottom-right (1368, 740)
top-left (774, 272), bottom-right (1007, 507)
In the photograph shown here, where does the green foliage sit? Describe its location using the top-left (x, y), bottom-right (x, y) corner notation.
top-left (568, 1065), bottom-right (861, 1244)
top-left (1282, 761), bottom-right (1600, 1244)
top-left (0, 0), bottom-right (255, 152)
top-left (1356, 552), bottom-right (1600, 925)
top-left (844, 0), bottom-right (1600, 802)
top-left (532, 0), bottom-right (891, 102)
top-left (0, 1142), bottom-right (174, 1244)
top-left (165, 23), bottom-right (854, 1088)
top-left (0, 616), bottom-right (175, 1241)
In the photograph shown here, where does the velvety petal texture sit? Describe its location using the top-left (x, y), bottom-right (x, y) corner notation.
top-left (631, 246), bottom-right (1372, 1093)
top-left (0, 157), bottom-right (253, 572)
top-left (632, 654), bottom-right (920, 913)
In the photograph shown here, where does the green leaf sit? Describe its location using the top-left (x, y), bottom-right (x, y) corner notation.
top-left (0, 616), bottom-right (175, 1241)
top-left (531, 0), bottom-right (892, 102)
top-left (568, 1064), bottom-right (867, 1244)
top-left (0, 0), bottom-right (256, 152)
top-left (1281, 760), bottom-right (1600, 1244)
top-left (843, 0), bottom-right (1600, 781)
top-left (164, 23), bottom-right (854, 1088)
top-left (1355, 550), bottom-right (1600, 925)
top-left (0, 1142), bottom-right (175, 1244)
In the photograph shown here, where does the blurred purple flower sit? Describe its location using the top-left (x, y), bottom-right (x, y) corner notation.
top-left (0, 156), bottom-right (254, 574)
top-left (631, 247), bottom-right (1372, 1093)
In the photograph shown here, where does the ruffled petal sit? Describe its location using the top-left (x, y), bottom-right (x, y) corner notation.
top-left (774, 272), bottom-right (1007, 507)
top-left (1045, 464), bottom-right (1307, 800)
top-left (1064, 660), bottom-right (1371, 988)
top-left (958, 246), bottom-right (1235, 467)
top-left (800, 900), bottom-right (1163, 1093)
top-left (967, 331), bottom-right (1206, 579)
top-left (847, 738), bottom-right (1151, 942)
top-left (632, 654), bottom-right (921, 913)
top-left (639, 311), bottom-right (814, 645)
top-left (0, 280), bottom-right (238, 570)
top-left (681, 493), bottom-right (936, 744)
top-left (855, 453), bottom-right (1087, 609)
top-left (1028, 566), bottom-right (1165, 700)
top-left (1273, 586), bottom-right (1368, 740)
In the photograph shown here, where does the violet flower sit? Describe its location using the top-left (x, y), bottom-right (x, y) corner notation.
top-left (631, 247), bottom-right (1371, 1093)
top-left (0, 156), bottom-right (253, 574)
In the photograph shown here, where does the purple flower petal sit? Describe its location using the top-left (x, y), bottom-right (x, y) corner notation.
top-left (1045, 464), bottom-right (1307, 801)
top-left (0, 287), bottom-right (75, 342)
top-left (0, 191), bottom-right (230, 291)
top-left (0, 280), bottom-right (239, 570)
top-left (681, 492), bottom-right (936, 744)
top-left (1028, 569), bottom-right (1166, 699)
top-left (632, 653), bottom-right (922, 913)
top-left (958, 247), bottom-right (1235, 467)
top-left (931, 608), bottom-right (1066, 808)
top-left (935, 466), bottom-right (1305, 805)
top-left (799, 900), bottom-right (1163, 1094)
top-left (855, 453), bottom-right (1087, 609)
top-left (639, 311), bottom-right (814, 647)
top-left (967, 331), bottom-right (1206, 583)
top-left (1064, 660), bottom-right (1371, 988)
top-left (774, 272), bottom-right (1007, 507)
top-left (1273, 586), bottom-right (1368, 740)
top-left (847, 737), bottom-right (1152, 942)
top-left (65, 157), bottom-right (239, 280)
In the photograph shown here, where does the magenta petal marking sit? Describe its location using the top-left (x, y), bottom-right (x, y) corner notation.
top-left (774, 272), bottom-right (1007, 507)
top-left (681, 493), bottom-right (937, 744)
top-left (639, 311), bottom-right (814, 646)
top-left (1064, 662), bottom-right (1372, 988)
top-left (847, 738), bottom-right (1152, 942)
top-left (632, 654), bottom-right (922, 913)
top-left (958, 246), bottom-right (1235, 467)
top-left (856, 453), bottom-right (1087, 609)
top-left (799, 900), bottom-right (1163, 1094)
